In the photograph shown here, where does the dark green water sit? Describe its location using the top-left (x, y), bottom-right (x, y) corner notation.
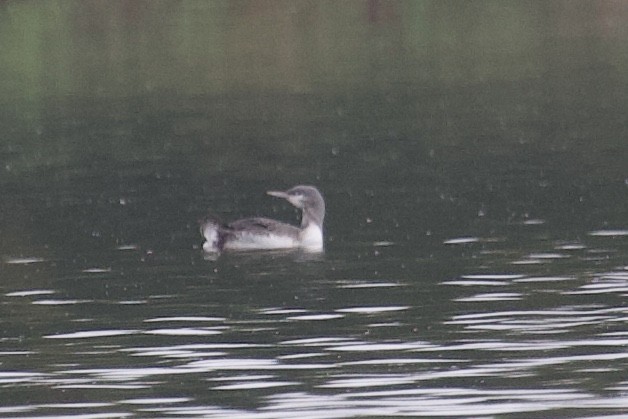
top-left (1, 1), bottom-right (628, 417)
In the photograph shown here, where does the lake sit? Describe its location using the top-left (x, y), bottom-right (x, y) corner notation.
top-left (1, 1), bottom-right (628, 417)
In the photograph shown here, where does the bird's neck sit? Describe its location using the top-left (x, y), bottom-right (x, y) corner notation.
top-left (301, 207), bottom-right (323, 229)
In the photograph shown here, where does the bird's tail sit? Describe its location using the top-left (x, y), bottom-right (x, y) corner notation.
top-left (199, 215), bottom-right (224, 253)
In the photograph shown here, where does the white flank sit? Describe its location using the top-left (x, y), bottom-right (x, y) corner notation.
top-left (223, 232), bottom-right (297, 251)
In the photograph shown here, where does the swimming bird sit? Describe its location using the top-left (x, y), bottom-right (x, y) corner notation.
top-left (200, 185), bottom-right (325, 253)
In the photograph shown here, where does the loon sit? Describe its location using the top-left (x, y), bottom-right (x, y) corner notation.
top-left (200, 185), bottom-right (325, 253)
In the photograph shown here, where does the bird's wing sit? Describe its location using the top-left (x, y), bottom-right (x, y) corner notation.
top-left (227, 217), bottom-right (299, 235)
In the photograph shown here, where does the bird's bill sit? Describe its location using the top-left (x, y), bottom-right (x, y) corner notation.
top-left (267, 190), bottom-right (289, 199)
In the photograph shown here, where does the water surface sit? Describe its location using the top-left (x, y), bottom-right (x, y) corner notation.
top-left (1, 1), bottom-right (628, 417)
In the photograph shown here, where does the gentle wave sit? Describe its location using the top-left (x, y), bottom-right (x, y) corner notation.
top-left (3, 257), bottom-right (46, 265)
top-left (336, 306), bottom-right (409, 314)
top-left (144, 316), bottom-right (226, 322)
top-left (6, 289), bottom-right (55, 297)
top-left (287, 314), bottom-right (345, 321)
top-left (444, 237), bottom-right (480, 245)
top-left (589, 229), bottom-right (628, 237)
top-left (45, 330), bottom-right (138, 339)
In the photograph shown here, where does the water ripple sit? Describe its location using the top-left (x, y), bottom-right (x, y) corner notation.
top-left (280, 337), bottom-right (356, 347)
top-left (5, 289), bottom-right (55, 297)
top-left (213, 381), bottom-right (299, 390)
top-left (444, 237), bottom-right (480, 245)
top-left (3, 256), bottom-right (46, 265)
top-left (455, 293), bottom-right (523, 302)
top-left (120, 397), bottom-right (191, 405)
top-left (327, 341), bottom-right (429, 352)
top-left (144, 316), bottom-right (226, 322)
top-left (144, 328), bottom-right (222, 336)
top-left (45, 330), bottom-right (138, 339)
top-left (287, 314), bottom-right (345, 321)
top-left (337, 282), bottom-right (403, 289)
top-left (33, 299), bottom-right (93, 305)
top-left (336, 306), bottom-right (409, 314)
top-left (589, 229), bottom-right (628, 237)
